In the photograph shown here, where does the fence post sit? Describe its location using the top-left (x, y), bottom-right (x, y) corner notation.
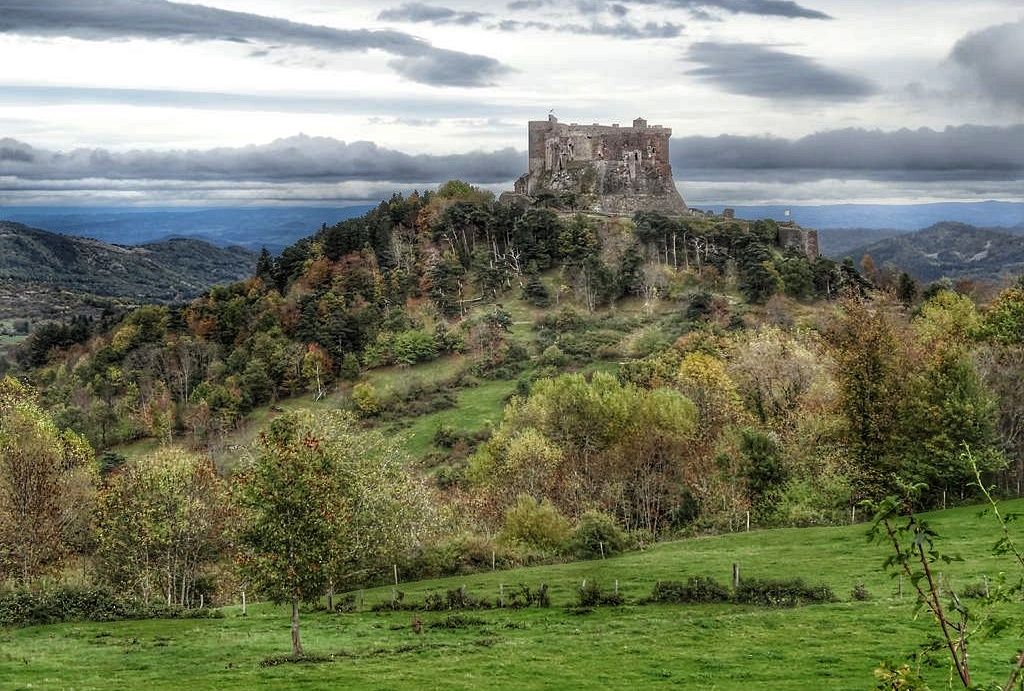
top-left (199, 594), bottom-right (204, 609)
top-left (492, 550), bottom-right (496, 571)
top-left (393, 564), bottom-right (399, 586)
top-left (732, 563), bottom-right (740, 589)
top-left (241, 590), bottom-right (247, 616)
top-left (599, 541), bottom-right (605, 559)
top-left (746, 511), bottom-right (750, 532)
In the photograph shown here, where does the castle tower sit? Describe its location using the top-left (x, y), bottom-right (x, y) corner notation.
top-left (507, 115), bottom-right (687, 216)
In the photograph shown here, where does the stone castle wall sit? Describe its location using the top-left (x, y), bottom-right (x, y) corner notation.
top-left (508, 116), bottom-right (687, 216)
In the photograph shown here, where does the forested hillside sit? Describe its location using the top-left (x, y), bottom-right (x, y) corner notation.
top-left (849, 221), bottom-right (1024, 282)
top-left (0, 222), bottom-right (257, 321)
top-left (4, 181), bottom-right (1024, 657)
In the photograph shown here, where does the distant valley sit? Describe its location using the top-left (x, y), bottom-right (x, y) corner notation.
top-left (0, 221), bottom-right (257, 321)
top-left (840, 221), bottom-right (1024, 282)
top-left (0, 205), bottom-right (374, 251)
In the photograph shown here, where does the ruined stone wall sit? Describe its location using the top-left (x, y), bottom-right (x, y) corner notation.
top-left (510, 116), bottom-right (687, 216)
top-left (778, 224), bottom-right (820, 261)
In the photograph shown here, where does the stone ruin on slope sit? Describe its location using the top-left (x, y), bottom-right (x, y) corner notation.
top-left (501, 115), bottom-right (688, 217)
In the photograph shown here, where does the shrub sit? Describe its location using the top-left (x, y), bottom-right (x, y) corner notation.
top-left (851, 583), bottom-right (871, 601)
top-left (498, 495), bottom-right (571, 553)
top-left (576, 580), bottom-right (624, 607)
top-left (502, 583), bottom-right (550, 609)
top-left (522, 275), bottom-right (552, 307)
top-left (733, 578), bottom-right (835, 607)
top-left (392, 330), bottom-right (439, 366)
top-left (0, 586), bottom-right (222, 627)
top-left (350, 382), bottom-right (380, 417)
top-left (650, 577), bottom-right (730, 604)
top-left (422, 587), bottom-right (491, 611)
top-left (538, 345), bottom-right (568, 368)
top-left (569, 511), bottom-right (629, 560)
top-left (433, 424), bottom-right (459, 448)
top-left (959, 581), bottom-right (990, 599)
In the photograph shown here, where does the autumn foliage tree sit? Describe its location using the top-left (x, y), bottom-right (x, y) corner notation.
top-left (0, 376), bottom-right (98, 584)
top-left (233, 411), bottom-right (434, 657)
top-left (94, 448), bottom-right (228, 606)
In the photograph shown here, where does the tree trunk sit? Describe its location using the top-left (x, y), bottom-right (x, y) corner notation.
top-left (291, 599), bottom-right (304, 658)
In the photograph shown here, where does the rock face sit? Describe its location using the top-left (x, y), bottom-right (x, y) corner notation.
top-left (504, 116), bottom-right (687, 216)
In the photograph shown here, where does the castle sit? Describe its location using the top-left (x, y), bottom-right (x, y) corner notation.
top-left (503, 115), bottom-right (688, 217)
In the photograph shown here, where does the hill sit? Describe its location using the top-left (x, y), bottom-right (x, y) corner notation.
top-left (0, 205), bottom-right (375, 251)
top-left (0, 221), bottom-right (257, 320)
top-left (846, 221), bottom-right (1024, 282)
top-left (702, 201), bottom-right (1024, 230)
top-left (3, 499), bottom-right (1022, 690)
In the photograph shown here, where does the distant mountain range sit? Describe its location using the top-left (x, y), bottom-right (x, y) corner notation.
top-left (2, 201), bottom-right (1023, 252)
top-left (703, 201), bottom-right (1024, 230)
top-left (842, 222), bottom-right (1024, 282)
top-left (0, 205), bottom-right (375, 251)
top-left (0, 221), bottom-right (257, 320)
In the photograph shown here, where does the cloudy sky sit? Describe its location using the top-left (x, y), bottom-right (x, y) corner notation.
top-left (0, 0), bottom-right (1022, 206)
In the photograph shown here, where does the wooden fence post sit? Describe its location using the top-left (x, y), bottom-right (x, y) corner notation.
top-left (241, 590), bottom-right (247, 616)
top-left (732, 563), bottom-right (740, 589)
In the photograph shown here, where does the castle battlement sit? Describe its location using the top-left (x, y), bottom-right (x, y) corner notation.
top-left (506, 115), bottom-right (687, 217)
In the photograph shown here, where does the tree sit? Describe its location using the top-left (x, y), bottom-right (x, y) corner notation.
top-left (826, 300), bottom-right (907, 498)
top-left (0, 377), bottom-right (98, 584)
top-left (95, 448), bottom-right (228, 606)
top-left (233, 412), bottom-right (348, 657)
top-left (896, 272), bottom-right (918, 306)
top-left (233, 412), bottom-right (434, 656)
top-left (255, 247), bottom-right (275, 286)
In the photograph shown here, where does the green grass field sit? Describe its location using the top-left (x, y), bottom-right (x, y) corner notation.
top-left (4, 501), bottom-right (1022, 690)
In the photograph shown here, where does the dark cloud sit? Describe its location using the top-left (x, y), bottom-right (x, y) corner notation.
top-left (673, 125), bottom-right (1024, 181)
top-left (509, 0), bottom-right (829, 19)
top-left (658, 0), bottom-right (829, 19)
top-left (0, 0), bottom-right (507, 87)
top-left (685, 42), bottom-right (876, 100)
top-left (378, 3), bottom-right (488, 26)
top-left (496, 18), bottom-right (682, 38)
top-left (950, 19), bottom-right (1024, 108)
top-left (379, 1), bottom-right (676, 38)
top-left (0, 135), bottom-right (525, 184)
top-left (4, 125), bottom-right (1023, 192)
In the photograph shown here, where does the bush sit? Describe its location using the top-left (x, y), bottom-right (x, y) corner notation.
top-left (498, 495), bottom-right (571, 553)
top-left (422, 587), bottom-right (491, 611)
top-left (569, 511), bottom-right (629, 560)
top-left (502, 583), bottom-right (550, 609)
top-left (576, 580), bottom-right (624, 607)
top-left (851, 583), bottom-right (871, 601)
top-left (0, 586), bottom-right (222, 627)
top-left (733, 578), bottom-right (835, 607)
top-left (650, 577), bottom-right (730, 604)
top-left (538, 345), bottom-right (568, 368)
top-left (350, 382), bottom-right (380, 417)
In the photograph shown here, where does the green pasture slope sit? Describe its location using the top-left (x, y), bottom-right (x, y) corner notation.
top-left (3, 501), bottom-right (1023, 690)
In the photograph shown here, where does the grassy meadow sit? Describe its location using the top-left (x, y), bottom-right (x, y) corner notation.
top-left (3, 500), bottom-right (1022, 690)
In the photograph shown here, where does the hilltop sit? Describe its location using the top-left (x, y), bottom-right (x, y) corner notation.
top-left (846, 221), bottom-right (1024, 282)
top-left (0, 221), bottom-right (257, 321)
